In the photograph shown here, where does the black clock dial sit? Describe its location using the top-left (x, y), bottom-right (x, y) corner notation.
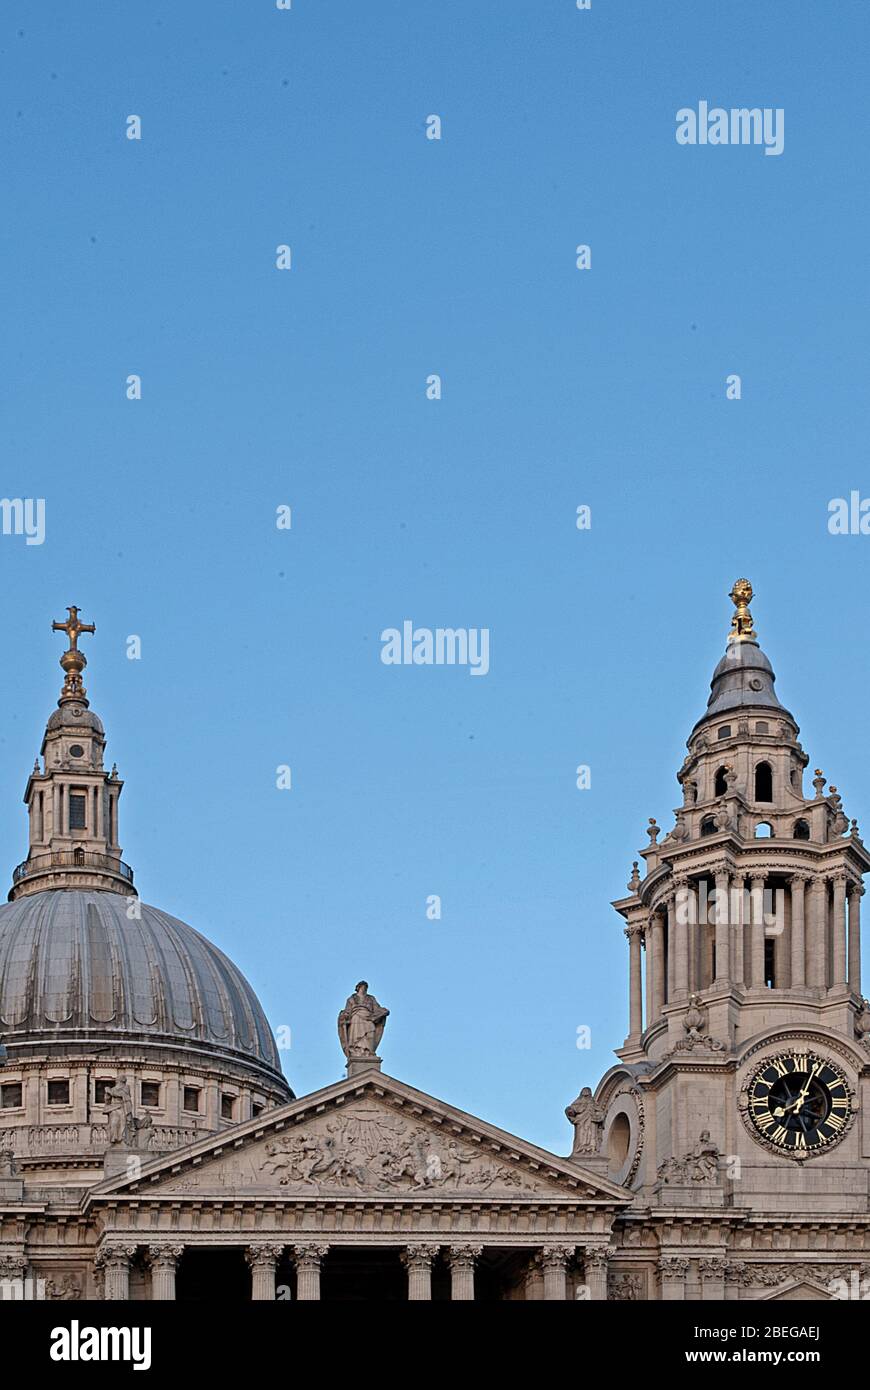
top-left (747, 1051), bottom-right (852, 1154)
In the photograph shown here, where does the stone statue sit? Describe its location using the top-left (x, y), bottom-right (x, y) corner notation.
top-left (0, 1147), bottom-right (16, 1178)
top-left (337, 982), bottom-right (389, 1060)
top-left (105, 1075), bottom-right (133, 1146)
top-left (855, 997), bottom-right (870, 1042)
top-left (688, 1130), bottom-right (720, 1183)
top-left (105, 1074), bottom-right (153, 1148)
top-left (565, 1086), bottom-right (604, 1156)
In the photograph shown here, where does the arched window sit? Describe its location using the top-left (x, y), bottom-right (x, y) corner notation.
top-left (700, 815), bottom-right (717, 837)
top-left (754, 761), bottom-right (773, 802)
top-left (793, 819), bottom-right (810, 840)
top-left (714, 766), bottom-right (728, 797)
top-left (754, 821), bottom-right (773, 839)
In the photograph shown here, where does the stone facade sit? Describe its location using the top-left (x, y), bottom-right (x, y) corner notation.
top-left (1, 588), bottom-right (869, 1301)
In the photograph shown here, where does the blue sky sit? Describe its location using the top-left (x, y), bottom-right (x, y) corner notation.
top-left (1, 1), bottom-right (869, 1154)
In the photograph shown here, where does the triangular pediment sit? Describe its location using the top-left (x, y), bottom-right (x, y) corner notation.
top-left (758, 1278), bottom-right (834, 1302)
top-left (87, 1072), bottom-right (629, 1206)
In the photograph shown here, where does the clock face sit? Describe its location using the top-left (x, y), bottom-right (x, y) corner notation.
top-left (746, 1051), bottom-right (852, 1156)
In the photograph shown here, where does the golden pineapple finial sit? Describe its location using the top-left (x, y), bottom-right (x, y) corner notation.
top-left (728, 578), bottom-right (756, 641)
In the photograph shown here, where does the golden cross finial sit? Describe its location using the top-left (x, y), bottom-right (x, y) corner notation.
top-left (51, 606), bottom-right (96, 701)
top-left (728, 578), bottom-right (756, 641)
top-left (52, 605), bottom-right (95, 651)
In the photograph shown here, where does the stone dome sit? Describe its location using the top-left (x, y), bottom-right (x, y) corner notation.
top-left (45, 704), bottom-right (104, 734)
top-left (0, 890), bottom-right (286, 1087)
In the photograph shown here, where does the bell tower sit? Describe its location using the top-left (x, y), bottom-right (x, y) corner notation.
top-left (9, 606), bottom-right (134, 900)
top-left (596, 580), bottom-right (870, 1223)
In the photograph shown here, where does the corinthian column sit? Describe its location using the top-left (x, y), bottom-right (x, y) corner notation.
top-left (148, 1244), bottom-right (184, 1301)
top-left (831, 873), bottom-right (848, 987)
top-left (293, 1244), bottom-right (328, 1301)
top-left (246, 1243), bottom-right (284, 1301)
top-left (659, 1256), bottom-right (689, 1301)
top-left (673, 879), bottom-right (691, 1000)
top-left (714, 869), bottom-right (731, 986)
top-left (447, 1245), bottom-right (482, 1300)
top-left (651, 910), bottom-right (666, 1016)
top-left (848, 882), bottom-right (864, 993)
top-left (731, 874), bottom-right (746, 985)
top-left (807, 876), bottom-right (828, 987)
top-left (582, 1247), bottom-right (612, 1301)
top-left (789, 874), bottom-right (807, 988)
top-left (402, 1245), bottom-right (440, 1301)
top-left (625, 923), bottom-right (644, 1038)
top-left (666, 894), bottom-right (676, 1002)
top-left (539, 1246), bottom-right (575, 1301)
top-left (749, 875), bottom-right (766, 988)
top-left (97, 1244), bottom-right (138, 1300)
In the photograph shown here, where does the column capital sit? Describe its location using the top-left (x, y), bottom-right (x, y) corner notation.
top-left (698, 1256), bottom-right (727, 1278)
top-left (401, 1244), bottom-right (441, 1270)
top-left (95, 1242), bottom-right (138, 1270)
top-left (624, 922), bottom-right (644, 940)
top-left (292, 1243), bottom-right (329, 1269)
top-left (0, 1254), bottom-right (26, 1280)
top-left (447, 1244), bottom-right (483, 1270)
top-left (147, 1243), bottom-right (184, 1270)
top-left (788, 871), bottom-right (811, 886)
top-left (538, 1245), bottom-right (577, 1271)
top-left (245, 1243), bottom-right (285, 1268)
top-left (848, 880), bottom-right (866, 899)
top-left (828, 870), bottom-right (848, 887)
top-left (748, 873), bottom-right (767, 887)
top-left (658, 1256), bottom-right (690, 1278)
top-left (583, 1245), bottom-right (616, 1271)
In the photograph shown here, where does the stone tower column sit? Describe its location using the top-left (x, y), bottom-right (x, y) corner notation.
top-left (673, 879), bottom-right (691, 999)
top-left (625, 923), bottom-right (644, 1037)
top-left (447, 1245), bottom-right (482, 1300)
top-left (807, 877), bottom-right (828, 987)
top-left (831, 873), bottom-right (848, 987)
top-left (789, 873), bottom-right (807, 987)
top-left (731, 874), bottom-right (746, 985)
top-left (666, 893), bottom-right (676, 1001)
top-left (148, 1244), bottom-right (184, 1301)
top-left (293, 1244), bottom-right (328, 1300)
top-left (848, 881), bottom-right (864, 992)
top-left (749, 875), bottom-right (766, 988)
top-left (246, 1243), bottom-right (285, 1301)
top-left (651, 909), bottom-right (666, 1015)
top-left (714, 869), bottom-right (731, 985)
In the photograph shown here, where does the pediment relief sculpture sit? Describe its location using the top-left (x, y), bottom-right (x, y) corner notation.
top-left (137, 1101), bottom-right (573, 1197)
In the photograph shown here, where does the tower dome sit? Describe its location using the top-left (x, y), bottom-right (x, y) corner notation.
top-left (0, 610), bottom-right (290, 1177)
